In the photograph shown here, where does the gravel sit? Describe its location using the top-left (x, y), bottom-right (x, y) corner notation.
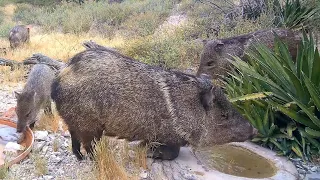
top-left (290, 158), bottom-right (320, 180)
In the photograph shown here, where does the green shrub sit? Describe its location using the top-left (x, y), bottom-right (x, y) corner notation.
top-left (272, 0), bottom-right (320, 30)
top-left (0, 21), bottom-right (14, 38)
top-left (120, 11), bottom-right (167, 38)
top-left (13, 0), bottom-right (178, 36)
top-left (121, 29), bottom-right (202, 69)
top-left (224, 31), bottom-right (320, 160)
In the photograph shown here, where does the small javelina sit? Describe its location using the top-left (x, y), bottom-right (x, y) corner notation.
top-left (196, 28), bottom-right (300, 79)
top-left (52, 45), bottom-right (255, 160)
top-left (9, 25), bottom-right (31, 49)
top-left (15, 64), bottom-right (55, 133)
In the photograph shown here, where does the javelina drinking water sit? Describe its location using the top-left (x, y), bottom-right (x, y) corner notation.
top-left (8, 25), bottom-right (31, 49)
top-left (51, 43), bottom-right (255, 160)
top-left (15, 64), bottom-right (56, 133)
top-left (196, 28), bottom-right (300, 79)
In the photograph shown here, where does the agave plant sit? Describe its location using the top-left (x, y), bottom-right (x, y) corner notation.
top-left (272, 0), bottom-right (320, 30)
top-left (224, 31), bottom-right (320, 159)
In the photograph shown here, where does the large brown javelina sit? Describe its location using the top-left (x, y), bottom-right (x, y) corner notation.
top-left (51, 43), bottom-right (255, 160)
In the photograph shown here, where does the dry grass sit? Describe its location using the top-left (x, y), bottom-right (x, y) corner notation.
top-left (0, 65), bottom-right (27, 85)
top-left (52, 138), bottom-right (59, 152)
top-left (0, 4), bottom-right (16, 21)
top-left (93, 136), bottom-right (130, 180)
top-left (0, 32), bottom-right (125, 62)
top-left (132, 145), bottom-right (148, 170)
top-left (92, 136), bottom-right (148, 180)
top-left (0, 163), bottom-right (8, 179)
top-left (31, 153), bottom-right (48, 176)
top-left (35, 107), bottom-right (60, 133)
top-left (34, 103), bottom-right (64, 133)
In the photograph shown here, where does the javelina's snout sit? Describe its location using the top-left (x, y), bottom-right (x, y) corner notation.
top-left (16, 123), bottom-right (26, 133)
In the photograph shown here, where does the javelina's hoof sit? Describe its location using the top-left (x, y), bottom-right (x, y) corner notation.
top-left (148, 145), bottom-right (180, 160)
top-left (74, 153), bottom-right (84, 161)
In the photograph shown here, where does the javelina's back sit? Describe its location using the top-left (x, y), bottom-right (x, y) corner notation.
top-left (52, 47), bottom-right (254, 160)
top-left (15, 64), bottom-right (55, 133)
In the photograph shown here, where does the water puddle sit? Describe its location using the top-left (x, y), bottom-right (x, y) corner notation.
top-left (196, 145), bottom-right (276, 178)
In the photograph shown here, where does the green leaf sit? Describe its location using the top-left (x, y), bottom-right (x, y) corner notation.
top-left (268, 100), bottom-right (319, 129)
top-left (305, 127), bottom-right (320, 138)
top-left (302, 73), bottom-right (320, 111)
top-left (292, 142), bottom-right (303, 158)
top-left (289, 94), bottom-right (320, 128)
top-left (229, 92), bottom-right (273, 102)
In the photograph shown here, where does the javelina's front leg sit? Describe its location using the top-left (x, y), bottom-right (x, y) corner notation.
top-left (82, 129), bottom-right (103, 160)
top-left (70, 130), bottom-right (83, 160)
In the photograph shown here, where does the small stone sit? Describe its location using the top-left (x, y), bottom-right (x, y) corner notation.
top-left (34, 131), bottom-right (49, 141)
top-left (42, 146), bottom-right (49, 153)
top-left (299, 174), bottom-right (305, 180)
top-left (311, 166), bottom-right (318, 172)
top-left (290, 158), bottom-right (301, 162)
top-left (139, 171), bottom-right (148, 179)
top-left (298, 168), bottom-right (306, 174)
top-left (305, 173), bottom-right (320, 180)
top-left (61, 141), bottom-right (69, 148)
top-left (62, 131), bottom-right (70, 137)
top-left (34, 141), bottom-right (46, 151)
top-left (43, 175), bottom-right (54, 180)
top-left (302, 164), bottom-right (310, 170)
top-left (52, 152), bottom-right (61, 156)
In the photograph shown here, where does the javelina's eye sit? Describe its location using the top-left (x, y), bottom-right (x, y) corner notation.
top-left (207, 61), bottom-right (214, 66)
top-left (222, 113), bottom-right (228, 118)
top-left (26, 112), bottom-right (31, 117)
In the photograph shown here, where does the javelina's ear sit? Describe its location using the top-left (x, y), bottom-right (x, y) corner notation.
top-left (202, 39), bottom-right (208, 46)
top-left (14, 91), bottom-right (21, 99)
top-left (200, 86), bottom-right (215, 111)
top-left (214, 40), bottom-right (224, 52)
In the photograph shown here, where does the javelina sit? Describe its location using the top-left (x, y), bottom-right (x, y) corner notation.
top-left (15, 64), bottom-right (56, 133)
top-left (51, 45), bottom-right (255, 160)
top-left (9, 25), bottom-right (31, 49)
top-left (196, 28), bottom-right (300, 79)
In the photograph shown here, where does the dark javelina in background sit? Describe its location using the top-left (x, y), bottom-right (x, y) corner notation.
top-left (8, 25), bottom-right (31, 49)
top-left (15, 64), bottom-right (55, 134)
top-left (51, 44), bottom-right (255, 160)
top-left (196, 28), bottom-right (301, 79)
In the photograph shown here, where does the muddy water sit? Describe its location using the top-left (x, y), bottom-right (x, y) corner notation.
top-left (196, 145), bottom-right (276, 178)
top-left (0, 124), bottom-right (20, 165)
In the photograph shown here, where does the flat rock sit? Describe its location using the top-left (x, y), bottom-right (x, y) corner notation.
top-left (34, 131), bottom-right (49, 141)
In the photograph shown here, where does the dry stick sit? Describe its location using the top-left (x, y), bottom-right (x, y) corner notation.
top-left (0, 55), bottom-right (65, 71)
top-left (0, 58), bottom-right (23, 70)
